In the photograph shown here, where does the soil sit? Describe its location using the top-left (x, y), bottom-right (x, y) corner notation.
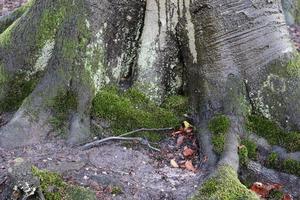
top-left (0, 130), bottom-right (205, 200)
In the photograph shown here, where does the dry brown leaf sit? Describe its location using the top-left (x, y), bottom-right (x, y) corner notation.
top-left (183, 146), bottom-right (194, 157)
top-left (172, 130), bottom-right (183, 137)
top-left (283, 194), bottom-right (293, 200)
top-left (185, 160), bottom-right (197, 172)
top-left (177, 135), bottom-right (185, 146)
top-left (250, 182), bottom-right (282, 198)
top-left (170, 159), bottom-right (179, 168)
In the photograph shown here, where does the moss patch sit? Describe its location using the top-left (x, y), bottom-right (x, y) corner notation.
top-left (266, 152), bottom-right (300, 177)
top-left (209, 115), bottom-right (231, 154)
top-left (239, 145), bottom-right (249, 166)
top-left (286, 53), bottom-right (300, 77)
top-left (92, 87), bottom-right (182, 142)
top-left (247, 115), bottom-right (300, 152)
top-left (241, 139), bottom-right (258, 160)
top-left (0, 72), bottom-right (40, 112)
top-left (49, 90), bottom-right (77, 134)
top-left (162, 95), bottom-right (188, 118)
top-left (32, 166), bottom-right (96, 200)
top-left (191, 165), bottom-right (259, 200)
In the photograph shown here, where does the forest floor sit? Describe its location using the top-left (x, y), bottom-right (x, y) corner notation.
top-left (0, 111), bottom-right (205, 199)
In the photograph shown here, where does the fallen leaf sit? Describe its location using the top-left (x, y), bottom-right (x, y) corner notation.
top-left (185, 160), bottom-right (197, 172)
top-left (283, 194), bottom-right (293, 200)
top-left (250, 182), bottom-right (282, 198)
top-left (177, 135), bottom-right (185, 146)
top-left (172, 130), bottom-right (183, 137)
top-left (185, 127), bottom-right (193, 133)
top-left (183, 146), bottom-right (194, 157)
top-left (170, 159), bottom-right (179, 168)
top-left (183, 121), bottom-right (193, 129)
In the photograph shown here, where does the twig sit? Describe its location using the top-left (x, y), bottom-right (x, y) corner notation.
top-left (82, 127), bottom-right (173, 150)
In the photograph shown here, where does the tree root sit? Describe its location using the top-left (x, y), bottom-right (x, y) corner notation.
top-left (82, 136), bottom-right (161, 151)
top-left (82, 127), bottom-right (173, 150)
top-left (240, 160), bottom-right (300, 198)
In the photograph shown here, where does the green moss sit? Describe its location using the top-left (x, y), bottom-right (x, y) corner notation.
top-left (266, 153), bottom-right (300, 176)
top-left (32, 166), bottom-right (96, 200)
top-left (32, 166), bottom-right (66, 200)
top-left (191, 165), bottom-right (259, 200)
top-left (36, 5), bottom-right (66, 48)
top-left (209, 115), bottom-right (231, 135)
top-left (282, 159), bottom-right (300, 176)
top-left (247, 115), bottom-right (300, 152)
top-left (268, 190), bottom-right (284, 200)
top-left (286, 53), bottom-right (300, 77)
top-left (92, 87), bottom-right (180, 142)
top-left (0, 72), bottom-right (40, 112)
top-left (209, 115), bottom-right (231, 154)
top-left (162, 95), bottom-right (188, 117)
top-left (212, 133), bottom-right (226, 155)
top-left (239, 145), bottom-right (249, 166)
top-left (0, 18), bottom-right (18, 46)
top-left (49, 90), bottom-right (77, 134)
top-left (111, 186), bottom-right (123, 195)
top-left (241, 139), bottom-right (257, 160)
top-left (65, 186), bottom-right (96, 200)
top-left (266, 152), bottom-right (280, 169)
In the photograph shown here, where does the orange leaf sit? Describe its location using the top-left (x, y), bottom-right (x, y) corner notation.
top-left (177, 135), bottom-right (185, 146)
top-left (183, 146), bottom-right (194, 157)
top-left (283, 194), bottom-right (293, 200)
top-left (172, 130), bottom-right (183, 137)
top-left (250, 182), bottom-right (282, 198)
top-left (185, 160), bottom-right (197, 172)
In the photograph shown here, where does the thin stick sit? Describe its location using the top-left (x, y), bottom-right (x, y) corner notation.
top-left (82, 127), bottom-right (173, 150)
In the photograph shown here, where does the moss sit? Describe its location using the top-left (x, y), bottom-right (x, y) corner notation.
top-left (241, 139), bottom-right (257, 160)
top-left (111, 186), bottom-right (123, 195)
top-left (32, 166), bottom-right (96, 200)
top-left (208, 115), bottom-right (231, 135)
top-left (266, 152), bottom-right (300, 177)
top-left (212, 133), bottom-right (226, 155)
top-left (0, 72), bottom-right (40, 112)
top-left (49, 90), bottom-right (77, 134)
top-left (36, 5), bottom-right (66, 49)
top-left (286, 53), bottom-right (300, 77)
top-left (191, 165), bottom-right (259, 200)
top-left (162, 95), bottom-right (189, 118)
top-left (0, 18), bottom-right (18, 46)
top-left (268, 190), bottom-right (284, 200)
top-left (266, 152), bottom-right (280, 169)
top-left (0, 0), bottom-right (33, 33)
top-left (282, 159), bottom-right (300, 176)
top-left (209, 115), bottom-right (231, 154)
top-left (92, 87), bottom-right (180, 142)
top-left (65, 186), bottom-right (96, 200)
top-left (247, 114), bottom-right (300, 152)
top-left (239, 145), bottom-right (249, 166)
top-left (32, 166), bottom-right (66, 200)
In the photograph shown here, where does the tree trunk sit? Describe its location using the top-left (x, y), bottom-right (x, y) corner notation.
top-left (0, 0), bottom-right (299, 198)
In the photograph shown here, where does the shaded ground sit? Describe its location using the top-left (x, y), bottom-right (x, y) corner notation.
top-left (0, 137), bottom-right (205, 199)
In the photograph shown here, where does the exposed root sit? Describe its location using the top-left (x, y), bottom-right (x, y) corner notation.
top-left (241, 160), bottom-right (300, 198)
top-left (82, 127), bottom-right (173, 150)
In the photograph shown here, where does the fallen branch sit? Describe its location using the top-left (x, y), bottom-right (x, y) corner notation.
top-left (82, 127), bottom-right (173, 150)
